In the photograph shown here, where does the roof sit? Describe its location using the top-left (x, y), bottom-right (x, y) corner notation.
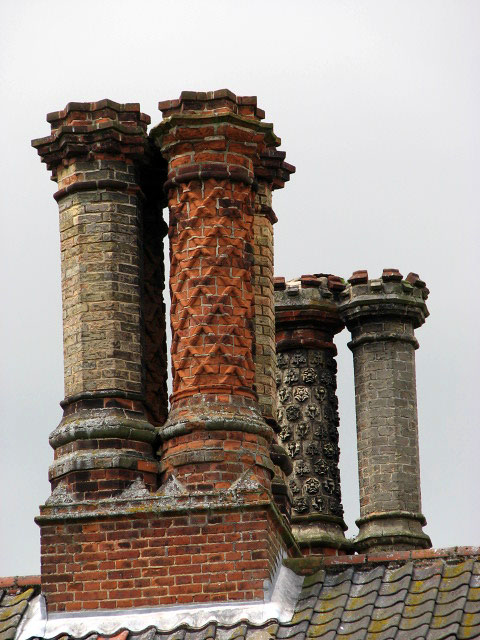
top-left (288, 555), bottom-right (480, 639)
top-left (3, 549), bottom-right (480, 640)
top-left (0, 578), bottom-right (40, 640)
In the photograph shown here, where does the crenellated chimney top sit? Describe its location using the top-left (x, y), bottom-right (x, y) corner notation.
top-left (338, 269), bottom-right (431, 552)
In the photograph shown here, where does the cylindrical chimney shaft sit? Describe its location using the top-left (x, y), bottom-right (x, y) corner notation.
top-left (338, 269), bottom-right (431, 552)
top-left (32, 100), bottom-right (171, 612)
top-left (152, 90), bottom-right (282, 491)
top-left (32, 101), bottom-right (165, 499)
top-left (275, 275), bottom-right (350, 555)
top-left (254, 150), bottom-right (295, 517)
top-left (253, 150), bottom-right (295, 424)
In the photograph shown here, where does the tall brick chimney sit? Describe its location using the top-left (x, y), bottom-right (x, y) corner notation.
top-left (253, 149), bottom-right (295, 519)
top-left (338, 269), bottom-right (431, 552)
top-left (253, 150), bottom-right (295, 423)
top-left (32, 92), bottom-right (298, 613)
top-left (32, 100), bottom-right (169, 612)
top-left (274, 275), bottom-right (350, 555)
top-left (150, 90), bottom-right (298, 601)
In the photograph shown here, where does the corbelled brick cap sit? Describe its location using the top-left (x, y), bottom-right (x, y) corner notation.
top-left (275, 276), bottom-right (350, 554)
top-left (159, 89), bottom-right (267, 119)
top-left (338, 269), bottom-right (431, 553)
top-left (154, 89), bottom-right (295, 192)
top-left (32, 100), bottom-right (150, 178)
top-left (343, 268), bottom-right (429, 327)
top-left (257, 148), bottom-right (295, 193)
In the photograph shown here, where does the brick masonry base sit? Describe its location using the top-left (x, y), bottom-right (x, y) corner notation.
top-left (39, 505), bottom-right (293, 612)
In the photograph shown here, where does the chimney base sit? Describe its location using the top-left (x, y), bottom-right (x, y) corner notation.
top-left (354, 511), bottom-right (431, 553)
top-left (36, 482), bottom-right (299, 612)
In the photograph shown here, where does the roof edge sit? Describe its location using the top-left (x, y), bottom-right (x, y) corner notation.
top-left (285, 544), bottom-right (480, 575)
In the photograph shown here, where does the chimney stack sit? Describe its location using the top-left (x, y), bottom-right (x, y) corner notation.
top-left (32, 91), bottom-right (298, 613)
top-left (151, 90), bottom-right (298, 601)
top-left (275, 275), bottom-right (350, 555)
top-left (338, 269), bottom-right (431, 552)
top-left (32, 100), bottom-right (169, 611)
top-left (253, 149), bottom-right (295, 423)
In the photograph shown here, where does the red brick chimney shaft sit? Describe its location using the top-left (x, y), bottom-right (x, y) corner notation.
top-left (152, 91), bottom-right (284, 493)
top-left (158, 91), bottom-right (273, 401)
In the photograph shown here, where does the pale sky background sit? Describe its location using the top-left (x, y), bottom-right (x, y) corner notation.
top-left (1, 0), bottom-right (479, 575)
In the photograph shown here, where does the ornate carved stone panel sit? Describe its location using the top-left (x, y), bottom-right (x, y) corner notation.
top-left (276, 347), bottom-right (344, 518)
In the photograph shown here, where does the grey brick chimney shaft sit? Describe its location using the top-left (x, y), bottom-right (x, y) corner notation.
top-left (338, 269), bottom-right (431, 552)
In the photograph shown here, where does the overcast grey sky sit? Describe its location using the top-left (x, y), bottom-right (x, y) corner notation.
top-left (1, 0), bottom-right (479, 575)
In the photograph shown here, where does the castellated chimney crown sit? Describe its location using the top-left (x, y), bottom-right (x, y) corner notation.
top-left (338, 269), bottom-right (431, 552)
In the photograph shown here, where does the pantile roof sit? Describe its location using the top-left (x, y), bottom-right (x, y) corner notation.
top-left (0, 579), bottom-right (40, 640)
top-left (4, 550), bottom-right (480, 640)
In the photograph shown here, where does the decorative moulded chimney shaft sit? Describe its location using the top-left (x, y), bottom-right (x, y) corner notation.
top-left (150, 90), bottom-right (299, 601)
top-left (275, 275), bottom-right (351, 555)
top-left (338, 269), bottom-right (431, 552)
top-left (31, 100), bottom-right (169, 611)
